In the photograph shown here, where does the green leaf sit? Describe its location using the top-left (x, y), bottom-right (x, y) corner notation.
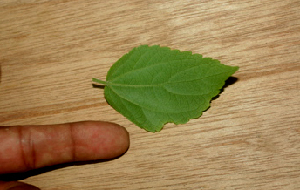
top-left (93, 45), bottom-right (239, 132)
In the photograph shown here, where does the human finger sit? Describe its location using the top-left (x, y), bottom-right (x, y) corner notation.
top-left (0, 121), bottom-right (129, 174)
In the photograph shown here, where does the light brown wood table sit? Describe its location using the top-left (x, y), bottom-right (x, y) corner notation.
top-left (1, 1), bottom-right (299, 189)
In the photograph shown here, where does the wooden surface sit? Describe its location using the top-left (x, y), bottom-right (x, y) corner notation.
top-left (1, 0), bottom-right (300, 189)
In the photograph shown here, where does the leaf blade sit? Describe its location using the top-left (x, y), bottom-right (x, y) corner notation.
top-left (95, 45), bottom-right (239, 132)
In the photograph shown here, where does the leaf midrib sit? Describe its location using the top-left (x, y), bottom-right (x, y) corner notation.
top-left (106, 70), bottom-right (231, 88)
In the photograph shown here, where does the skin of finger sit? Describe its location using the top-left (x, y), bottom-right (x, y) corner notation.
top-left (0, 181), bottom-right (40, 190)
top-left (0, 121), bottom-right (129, 174)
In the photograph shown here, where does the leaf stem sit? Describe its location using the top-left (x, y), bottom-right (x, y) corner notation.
top-left (92, 78), bottom-right (108, 85)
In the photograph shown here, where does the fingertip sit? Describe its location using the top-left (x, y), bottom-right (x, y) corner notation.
top-left (71, 121), bottom-right (130, 160)
top-left (93, 121), bottom-right (130, 158)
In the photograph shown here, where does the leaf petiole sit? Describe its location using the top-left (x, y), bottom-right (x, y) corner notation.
top-left (92, 78), bottom-right (108, 85)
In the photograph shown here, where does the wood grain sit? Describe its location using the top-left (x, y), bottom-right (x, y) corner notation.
top-left (1, 0), bottom-right (299, 189)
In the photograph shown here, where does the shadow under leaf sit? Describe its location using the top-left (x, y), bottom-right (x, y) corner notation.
top-left (92, 84), bottom-right (105, 89)
top-left (200, 76), bottom-right (239, 113)
top-left (212, 76), bottom-right (238, 101)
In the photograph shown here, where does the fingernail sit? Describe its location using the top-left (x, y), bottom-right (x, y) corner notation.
top-left (8, 184), bottom-right (40, 190)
